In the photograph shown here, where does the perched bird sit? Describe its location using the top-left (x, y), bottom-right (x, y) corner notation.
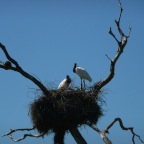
top-left (0, 60), bottom-right (11, 69)
top-left (73, 63), bottom-right (92, 90)
top-left (4, 61), bottom-right (12, 69)
top-left (58, 75), bottom-right (71, 90)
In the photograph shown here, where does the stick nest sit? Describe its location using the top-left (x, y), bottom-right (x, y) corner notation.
top-left (29, 88), bottom-right (103, 134)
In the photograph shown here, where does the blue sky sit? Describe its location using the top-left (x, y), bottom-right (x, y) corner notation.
top-left (0, 0), bottom-right (144, 143)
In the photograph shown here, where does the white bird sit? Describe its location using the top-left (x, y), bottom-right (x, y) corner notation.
top-left (58, 75), bottom-right (71, 90)
top-left (73, 63), bottom-right (92, 90)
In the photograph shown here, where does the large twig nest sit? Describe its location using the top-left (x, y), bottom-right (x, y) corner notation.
top-left (29, 88), bottom-right (103, 134)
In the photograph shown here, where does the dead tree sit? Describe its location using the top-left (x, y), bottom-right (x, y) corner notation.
top-left (1, 0), bottom-right (143, 144)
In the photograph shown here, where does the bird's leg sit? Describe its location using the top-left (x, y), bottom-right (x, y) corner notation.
top-left (81, 78), bottom-right (83, 90)
top-left (83, 80), bottom-right (86, 90)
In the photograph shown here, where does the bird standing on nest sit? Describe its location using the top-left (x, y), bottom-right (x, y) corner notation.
top-left (58, 75), bottom-right (71, 90)
top-left (73, 63), bottom-right (92, 90)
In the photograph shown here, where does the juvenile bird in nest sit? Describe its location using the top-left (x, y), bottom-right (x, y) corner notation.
top-left (73, 63), bottom-right (92, 90)
top-left (58, 75), bottom-right (71, 90)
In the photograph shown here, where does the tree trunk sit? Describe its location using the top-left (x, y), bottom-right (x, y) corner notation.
top-left (69, 128), bottom-right (87, 144)
top-left (54, 130), bottom-right (65, 144)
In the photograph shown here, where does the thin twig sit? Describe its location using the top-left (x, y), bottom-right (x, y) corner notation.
top-left (2, 127), bottom-right (45, 142)
top-left (2, 127), bottom-right (35, 137)
top-left (109, 27), bottom-right (120, 44)
top-left (8, 133), bottom-right (44, 142)
top-left (105, 54), bottom-right (112, 62)
top-left (127, 24), bottom-right (132, 38)
top-left (116, 0), bottom-right (124, 37)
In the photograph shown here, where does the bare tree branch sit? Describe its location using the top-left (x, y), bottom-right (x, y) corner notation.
top-left (94, 0), bottom-right (131, 92)
top-left (87, 122), bottom-right (112, 144)
top-left (87, 118), bottom-right (144, 144)
top-left (128, 24), bottom-right (132, 38)
top-left (115, 0), bottom-right (124, 38)
top-left (3, 127), bottom-right (88, 143)
top-left (7, 133), bottom-right (44, 142)
top-left (0, 43), bottom-right (50, 96)
top-left (109, 27), bottom-right (120, 44)
top-left (104, 118), bottom-right (144, 144)
top-left (2, 127), bottom-right (45, 142)
top-left (2, 127), bottom-right (35, 137)
top-left (69, 128), bottom-right (87, 144)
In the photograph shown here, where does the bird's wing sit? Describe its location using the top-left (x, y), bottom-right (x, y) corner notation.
top-left (58, 79), bottom-right (67, 89)
top-left (58, 78), bottom-right (71, 90)
top-left (76, 67), bottom-right (92, 82)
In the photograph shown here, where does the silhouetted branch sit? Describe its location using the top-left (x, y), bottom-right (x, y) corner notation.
top-left (0, 43), bottom-right (50, 96)
top-left (94, 0), bottom-right (131, 92)
top-left (87, 118), bottom-right (144, 144)
top-left (128, 24), bottom-right (132, 38)
top-left (2, 127), bottom-right (45, 142)
top-left (2, 127), bottom-right (35, 137)
top-left (104, 118), bottom-right (144, 144)
top-left (87, 122), bottom-right (112, 144)
top-left (109, 27), bottom-right (120, 43)
top-left (115, 0), bottom-right (124, 37)
top-left (69, 128), bottom-right (87, 144)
